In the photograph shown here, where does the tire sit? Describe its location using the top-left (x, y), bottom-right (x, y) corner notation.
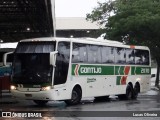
top-left (133, 84), bottom-right (139, 99)
top-left (65, 87), bottom-right (82, 105)
top-left (33, 100), bottom-right (48, 106)
top-left (118, 85), bottom-right (134, 100)
top-left (126, 85), bottom-right (134, 100)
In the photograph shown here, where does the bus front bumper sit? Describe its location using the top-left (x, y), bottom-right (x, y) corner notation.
top-left (11, 89), bottom-right (56, 101)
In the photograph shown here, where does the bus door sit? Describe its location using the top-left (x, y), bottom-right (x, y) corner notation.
top-left (53, 42), bottom-right (70, 86)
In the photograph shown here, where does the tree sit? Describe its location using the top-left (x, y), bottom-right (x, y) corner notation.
top-left (87, 0), bottom-right (160, 88)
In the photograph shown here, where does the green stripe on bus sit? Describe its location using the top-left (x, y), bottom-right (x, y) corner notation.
top-left (72, 64), bottom-right (151, 76)
top-left (72, 64), bottom-right (114, 75)
top-left (115, 66), bottom-right (125, 75)
top-left (131, 66), bottom-right (151, 75)
top-left (131, 66), bottom-right (136, 75)
top-left (116, 76), bottom-right (121, 85)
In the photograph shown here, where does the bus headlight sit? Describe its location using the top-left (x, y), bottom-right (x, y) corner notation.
top-left (40, 86), bottom-right (51, 91)
top-left (10, 85), bottom-right (17, 90)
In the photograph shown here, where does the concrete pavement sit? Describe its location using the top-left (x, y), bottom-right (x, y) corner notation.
top-left (0, 90), bottom-right (18, 104)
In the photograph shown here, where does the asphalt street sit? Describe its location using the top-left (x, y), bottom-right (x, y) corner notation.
top-left (0, 68), bottom-right (159, 120)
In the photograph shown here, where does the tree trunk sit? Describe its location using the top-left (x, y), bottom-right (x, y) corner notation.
top-left (155, 59), bottom-right (160, 88)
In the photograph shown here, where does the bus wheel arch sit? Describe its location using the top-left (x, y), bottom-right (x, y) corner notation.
top-left (65, 84), bottom-right (82, 105)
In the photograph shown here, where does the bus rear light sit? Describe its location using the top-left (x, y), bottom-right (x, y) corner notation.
top-left (10, 85), bottom-right (17, 90)
top-left (40, 86), bottom-right (51, 91)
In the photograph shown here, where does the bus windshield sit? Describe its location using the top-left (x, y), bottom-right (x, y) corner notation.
top-left (12, 53), bottom-right (52, 84)
top-left (12, 41), bottom-right (55, 84)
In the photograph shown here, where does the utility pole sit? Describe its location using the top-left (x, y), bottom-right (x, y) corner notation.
top-left (51, 0), bottom-right (56, 37)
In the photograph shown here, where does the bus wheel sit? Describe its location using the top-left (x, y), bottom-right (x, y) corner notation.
top-left (33, 100), bottom-right (48, 106)
top-left (65, 87), bottom-right (82, 105)
top-left (133, 84), bottom-right (140, 99)
top-left (118, 85), bottom-right (133, 100)
top-left (125, 85), bottom-right (133, 100)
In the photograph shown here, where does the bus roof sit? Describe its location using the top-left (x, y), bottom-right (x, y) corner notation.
top-left (0, 42), bottom-right (18, 48)
top-left (19, 37), bottom-right (149, 50)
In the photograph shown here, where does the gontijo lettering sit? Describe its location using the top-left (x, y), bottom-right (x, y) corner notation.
top-left (80, 67), bottom-right (102, 74)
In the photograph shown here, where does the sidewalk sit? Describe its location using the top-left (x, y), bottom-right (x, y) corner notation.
top-left (150, 76), bottom-right (160, 91)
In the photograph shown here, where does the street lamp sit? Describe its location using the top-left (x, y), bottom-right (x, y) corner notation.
top-left (0, 39), bottom-right (3, 43)
top-left (0, 39), bottom-right (3, 48)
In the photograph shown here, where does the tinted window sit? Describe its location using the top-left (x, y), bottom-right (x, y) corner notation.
top-left (87, 45), bottom-right (101, 63)
top-left (16, 42), bottom-right (55, 53)
top-left (0, 52), bottom-right (5, 66)
top-left (101, 46), bottom-right (115, 63)
top-left (6, 53), bottom-right (14, 63)
top-left (54, 42), bottom-right (70, 85)
top-left (115, 48), bottom-right (126, 64)
top-left (126, 49), bottom-right (135, 64)
top-left (12, 53), bottom-right (52, 84)
top-left (72, 43), bottom-right (87, 63)
top-left (135, 50), bottom-right (149, 65)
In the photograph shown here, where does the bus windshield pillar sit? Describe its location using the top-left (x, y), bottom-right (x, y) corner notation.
top-left (50, 51), bottom-right (58, 86)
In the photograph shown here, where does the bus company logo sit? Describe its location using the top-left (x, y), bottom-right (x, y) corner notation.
top-left (1, 112), bottom-right (42, 118)
top-left (80, 67), bottom-right (102, 74)
top-left (2, 112), bottom-right (12, 117)
top-left (74, 64), bottom-right (102, 76)
top-left (74, 64), bottom-right (80, 76)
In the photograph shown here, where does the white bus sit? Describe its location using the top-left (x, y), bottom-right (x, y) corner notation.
top-left (0, 42), bottom-right (17, 80)
top-left (10, 37), bottom-right (151, 105)
top-left (0, 42), bottom-right (17, 67)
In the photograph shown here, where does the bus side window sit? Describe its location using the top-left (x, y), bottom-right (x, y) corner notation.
top-left (87, 45), bottom-right (101, 63)
top-left (115, 47), bottom-right (126, 64)
top-left (135, 50), bottom-right (149, 65)
top-left (143, 50), bottom-right (149, 65)
top-left (54, 42), bottom-right (70, 85)
top-left (101, 46), bottom-right (114, 63)
top-left (72, 47), bottom-right (80, 62)
top-left (126, 48), bottom-right (135, 64)
top-left (72, 43), bottom-right (87, 63)
top-left (6, 53), bottom-right (14, 66)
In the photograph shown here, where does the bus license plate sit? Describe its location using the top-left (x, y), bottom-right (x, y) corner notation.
top-left (25, 94), bottom-right (32, 97)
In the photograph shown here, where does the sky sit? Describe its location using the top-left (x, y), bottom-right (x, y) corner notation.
top-left (55, 0), bottom-right (106, 17)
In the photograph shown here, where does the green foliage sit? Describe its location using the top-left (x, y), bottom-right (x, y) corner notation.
top-left (87, 0), bottom-right (160, 57)
top-left (87, 0), bottom-right (160, 87)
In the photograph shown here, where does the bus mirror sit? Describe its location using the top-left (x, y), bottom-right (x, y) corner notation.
top-left (50, 51), bottom-right (58, 65)
top-left (3, 51), bottom-right (14, 66)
